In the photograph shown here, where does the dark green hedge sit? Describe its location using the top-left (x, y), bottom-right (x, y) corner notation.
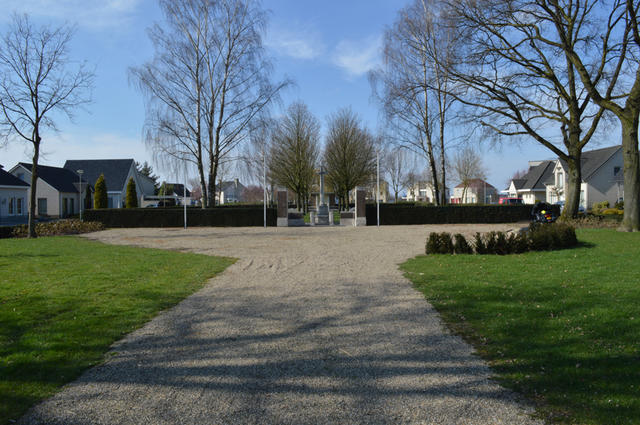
top-left (365, 204), bottom-right (560, 225)
top-left (85, 207), bottom-right (277, 228)
top-left (0, 226), bottom-right (16, 239)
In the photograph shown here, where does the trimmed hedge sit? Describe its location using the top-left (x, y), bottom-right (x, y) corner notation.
top-left (366, 203), bottom-right (560, 225)
top-left (84, 207), bottom-right (277, 228)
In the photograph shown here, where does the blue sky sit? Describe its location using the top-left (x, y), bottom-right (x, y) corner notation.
top-left (0, 0), bottom-right (564, 190)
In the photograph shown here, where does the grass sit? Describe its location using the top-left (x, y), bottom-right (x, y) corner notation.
top-left (401, 229), bottom-right (640, 424)
top-left (0, 236), bottom-right (234, 424)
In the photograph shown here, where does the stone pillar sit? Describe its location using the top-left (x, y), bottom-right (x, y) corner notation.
top-left (355, 187), bottom-right (367, 227)
top-left (309, 211), bottom-right (316, 226)
top-left (329, 210), bottom-right (334, 225)
top-left (277, 189), bottom-right (288, 227)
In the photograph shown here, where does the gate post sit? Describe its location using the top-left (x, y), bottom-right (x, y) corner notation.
top-left (355, 187), bottom-right (367, 227)
top-left (277, 188), bottom-right (288, 227)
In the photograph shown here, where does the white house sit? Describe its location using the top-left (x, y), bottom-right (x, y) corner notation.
top-left (545, 145), bottom-right (623, 209)
top-left (0, 165), bottom-right (29, 225)
top-left (451, 179), bottom-right (498, 204)
top-left (404, 181), bottom-right (449, 203)
top-left (216, 179), bottom-right (246, 204)
top-left (64, 159), bottom-right (154, 208)
top-left (506, 160), bottom-right (555, 204)
top-left (9, 163), bottom-right (89, 218)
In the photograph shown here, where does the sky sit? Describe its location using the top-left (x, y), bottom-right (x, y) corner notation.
top-left (0, 0), bottom-right (583, 191)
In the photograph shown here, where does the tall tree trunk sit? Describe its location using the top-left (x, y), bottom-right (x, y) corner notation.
top-left (439, 118), bottom-right (447, 205)
top-left (197, 162), bottom-right (208, 208)
top-left (563, 155), bottom-right (582, 220)
top-left (28, 141), bottom-right (40, 238)
top-left (620, 115), bottom-right (640, 231)
top-left (208, 157), bottom-right (218, 207)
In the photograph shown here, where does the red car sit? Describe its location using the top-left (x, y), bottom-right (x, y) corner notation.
top-left (499, 197), bottom-right (524, 205)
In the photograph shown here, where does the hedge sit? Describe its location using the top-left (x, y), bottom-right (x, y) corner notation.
top-left (84, 207), bottom-right (277, 228)
top-left (365, 203), bottom-right (560, 225)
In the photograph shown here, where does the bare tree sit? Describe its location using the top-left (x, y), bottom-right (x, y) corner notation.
top-left (552, 0), bottom-right (640, 231)
top-left (384, 147), bottom-right (413, 202)
top-left (452, 145), bottom-right (487, 203)
top-left (324, 108), bottom-right (376, 211)
top-left (202, 0), bottom-right (290, 206)
top-left (0, 14), bottom-right (93, 237)
top-left (130, 0), bottom-right (210, 206)
top-left (370, 0), bottom-right (457, 206)
top-left (268, 103), bottom-right (320, 213)
top-left (444, 0), bottom-right (610, 218)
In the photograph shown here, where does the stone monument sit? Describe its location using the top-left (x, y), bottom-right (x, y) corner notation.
top-left (316, 166), bottom-right (330, 225)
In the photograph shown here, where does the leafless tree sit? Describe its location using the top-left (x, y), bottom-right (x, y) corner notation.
top-left (551, 0), bottom-right (640, 231)
top-left (0, 14), bottom-right (93, 237)
top-left (452, 145), bottom-right (487, 203)
top-left (131, 0), bottom-right (289, 208)
top-left (370, 0), bottom-right (457, 206)
top-left (383, 147), bottom-right (414, 202)
top-left (268, 102), bottom-right (320, 213)
top-left (443, 0), bottom-right (612, 218)
top-left (324, 108), bottom-right (376, 211)
top-left (202, 0), bottom-right (290, 206)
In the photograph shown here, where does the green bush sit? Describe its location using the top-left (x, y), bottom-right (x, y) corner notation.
top-left (484, 231), bottom-right (498, 254)
top-left (615, 200), bottom-right (624, 210)
top-left (426, 233), bottom-right (440, 254)
top-left (125, 178), bottom-right (138, 208)
top-left (425, 232), bottom-right (454, 254)
top-left (592, 201), bottom-right (610, 215)
top-left (453, 233), bottom-right (473, 254)
top-left (528, 222), bottom-right (578, 251)
top-left (602, 208), bottom-right (623, 215)
top-left (84, 207), bottom-right (277, 228)
top-left (94, 174), bottom-right (108, 209)
top-left (438, 233), bottom-right (454, 254)
top-left (474, 232), bottom-right (487, 254)
top-left (11, 220), bottom-right (104, 238)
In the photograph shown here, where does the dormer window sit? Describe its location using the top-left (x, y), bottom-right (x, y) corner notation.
top-left (614, 166), bottom-right (621, 176)
top-left (556, 172), bottom-right (564, 188)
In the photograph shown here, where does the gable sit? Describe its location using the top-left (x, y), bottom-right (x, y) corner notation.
top-left (64, 159), bottom-right (135, 193)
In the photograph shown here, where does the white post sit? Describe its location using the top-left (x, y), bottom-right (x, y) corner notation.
top-left (183, 160), bottom-right (187, 230)
top-left (263, 149), bottom-right (267, 228)
top-left (376, 150), bottom-right (380, 227)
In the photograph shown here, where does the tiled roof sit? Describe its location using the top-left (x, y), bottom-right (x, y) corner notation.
top-left (521, 161), bottom-right (555, 190)
top-left (455, 178), bottom-right (496, 190)
top-left (0, 167), bottom-right (29, 187)
top-left (64, 159), bottom-right (134, 192)
top-left (557, 145), bottom-right (621, 180)
top-left (17, 163), bottom-right (86, 193)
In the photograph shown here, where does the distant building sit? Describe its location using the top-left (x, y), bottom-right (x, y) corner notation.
top-left (63, 159), bottom-right (154, 208)
top-left (404, 181), bottom-right (450, 203)
top-left (9, 163), bottom-right (90, 218)
top-left (451, 179), bottom-right (498, 204)
top-left (506, 160), bottom-right (555, 204)
top-left (216, 179), bottom-right (246, 204)
top-left (0, 165), bottom-right (29, 225)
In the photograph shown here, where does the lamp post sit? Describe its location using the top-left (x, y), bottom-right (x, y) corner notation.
top-left (77, 169), bottom-right (84, 221)
top-left (376, 149), bottom-right (380, 227)
top-left (263, 148), bottom-right (267, 228)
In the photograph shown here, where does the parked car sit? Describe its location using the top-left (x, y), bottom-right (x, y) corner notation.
top-left (145, 203), bottom-right (159, 208)
top-left (499, 197), bottom-right (523, 205)
top-left (554, 200), bottom-right (585, 213)
top-left (157, 199), bottom-right (176, 207)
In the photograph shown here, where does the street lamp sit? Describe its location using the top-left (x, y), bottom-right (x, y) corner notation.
top-left (77, 169), bottom-right (84, 221)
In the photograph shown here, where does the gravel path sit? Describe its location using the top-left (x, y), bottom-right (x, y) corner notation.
top-left (20, 224), bottom-right (541, 425)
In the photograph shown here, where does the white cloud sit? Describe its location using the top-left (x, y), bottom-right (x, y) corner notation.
top-left (265, 25), bottom-right (325, 60)
top-left (0, 0), bottom-right (143, 30)
top-left (333, 35), bottom-right (382, 77)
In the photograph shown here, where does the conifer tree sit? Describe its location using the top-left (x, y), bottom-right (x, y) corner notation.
top-left (125, 177), bottom-right (138, 208)
top-left (94, 174), bottom-right (108, 209)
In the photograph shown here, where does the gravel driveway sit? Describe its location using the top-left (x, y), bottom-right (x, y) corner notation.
top-left (20, 224), bottom-right (541, 425)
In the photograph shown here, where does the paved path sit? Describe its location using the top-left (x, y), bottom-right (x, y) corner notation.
top-left (20, 225), bottom-right (541, 425)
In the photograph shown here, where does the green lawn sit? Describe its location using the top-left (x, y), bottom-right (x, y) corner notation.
top-left (402, 229), bottom-right (640, 424)
top-left (0, 236), bottom-right (234, 424)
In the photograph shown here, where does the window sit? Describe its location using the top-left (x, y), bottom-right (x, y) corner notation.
top-left (108, 196), bottom-right (114, 209)
top-left (17, 173), bottom-right (25, 181)
top-left (70, 198), bottom-right (74, 214)
top-left (38, 198), bottom-right (47, 215)
top-left (16, 198), bottom-right (23, 215)
top-left (62, 198), bottom-right (68, 217)
top-left (8, 198), bottom-right (14, 215)
top-left (556, 172), bottom-right (564, 188)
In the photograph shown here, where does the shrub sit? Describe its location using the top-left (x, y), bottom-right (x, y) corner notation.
top-left (11, 220), bottom-right (104, 238)
top-left (615, 200), bottom-right (624, 210)
top-left (453, 233), bottom-right (473, 254)
top-left (425, 232), bottom-right (454, 254)
top-left (94, 174), bottom-right (108, 209)
top-left (426, 232), bottom-right (440, 254)
top-left (484, 231), bottom-right (498, 254)
top-left (438, 233), bottom-right (454, 254)
top-left (510, 232), bottom-right (530, 254)
top-left (474, 232), bottom-right (487, 254)
top-left (125, 178), bottom-right (138, 208)
top-left (602, 208), bottom-right (623, 215)
top-left (528, 222), bottom-right (578, 251)
top-left (592, 201), bottom-right (610, 215)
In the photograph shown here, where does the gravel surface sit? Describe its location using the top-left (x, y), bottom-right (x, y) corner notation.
top-left (19, 224), bottom-right (542, 425)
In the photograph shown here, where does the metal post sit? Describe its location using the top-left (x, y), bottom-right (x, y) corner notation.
top-left (376, 150), bottom-right (380, 227)
top-left (183, 161), bottom-right (187, 230)
top-left (263, 149), bottom-right (267, 228)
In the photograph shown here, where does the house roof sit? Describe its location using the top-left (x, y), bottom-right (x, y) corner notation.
top-left (165, 183), bottom-right (191, 197)
top-left (17, 163), bottom-right (86, 193)
top-left (64, 159), bottom-right (135, 192)
top-left (511, 178), bottom-right (526, 190)
top-left (557, 145), bottom-right (621, 180)
top-left (0, 167), bottom-right (29, 187)
top-left (455, 179), bottom-right (496, 190)
top-left (219, 180), bottom-right (246, 192)
top-left (520, 160), bottom-right (555, 191)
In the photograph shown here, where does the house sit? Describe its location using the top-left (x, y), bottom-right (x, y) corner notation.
top-left (0, 165), bottom-right (29, 225)
top-left (451, 179), bottom-right (498, 204)
top-left (545, 145), bottom-right (623, 209)
top-left (506, 160), bottom-right (555, 204)
top-left (9, 163), bottom-right (90, 218)
top-left (141, 182), bottom-right (194, 207)
top-left (63, 159), bottom-right (153, 208)
top-left (404, 181), bottom-right (449, 203)
top-left (216, 179), bottom-right (246, 204)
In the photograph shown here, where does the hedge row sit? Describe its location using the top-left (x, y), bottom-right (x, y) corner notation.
top-left (365, 204), bottom-right (559, 225)
top-left (84, 207), bottom-right (277, 228)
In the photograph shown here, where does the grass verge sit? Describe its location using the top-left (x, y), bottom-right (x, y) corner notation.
top-left (401, 229), bottom-right (639, 424)
top-left (0, 236), bottom-right (234, 424)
